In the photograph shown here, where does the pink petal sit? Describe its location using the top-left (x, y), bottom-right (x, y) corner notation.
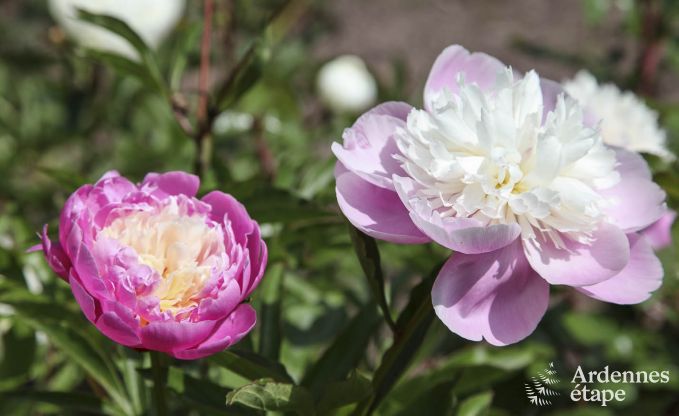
top-left (523, 223), bottom-right (630, 286)
top-left (331, 101), bottom-right (412, 190)
top-left (601, 148), bottom-right (666, 232)
top-left (641, 210), bottom-right (676, 250)
top-left (96, 302), bottom-right (141, 347)
top-left (40, 225), bottom-right (70, 280)
top-left (335, 165), bottom-right (430, 244)
top-left (577, 233), bottom-right (663, 304)
top-left (393, 176), bottom-right (519, 253)
top-left (141, 171), bottom-right (200, 198)
top-left (172, 304), bottom-right (256, 360)
top-left (196, 279), bottom-right (242, 321)
top-left (432, 241), bottom-right (549, 346)
top-left (424, 45), bottom-right (505, 110)
top-left (140, 319), bottom-right (216, 352)
top-left (69, 271), bottom-right (98, 322)
top-left (202, 191), bottom-right (255, 245)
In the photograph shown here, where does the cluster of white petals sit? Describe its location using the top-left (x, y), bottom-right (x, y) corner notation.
top-left (396, 70), bottom-right (620, 247)
top-left (564, 71), bottom-right (675, 162)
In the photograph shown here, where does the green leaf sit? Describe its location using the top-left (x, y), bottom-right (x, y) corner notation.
top-left (0, 390), bottom-right (104, 414)
top-left (562, 312), bottom-right (618, 346)
top-left (76, 10), bottom-right (167, 96)
top-left (0, 322), bottom-right (36, 391)
top-left (258, 263), bottom-right (285, 360)
top-left (317, 371), bottom-right (372, 414)
top-left (209, 349), bottom-right (293, 383)
top-left (0, 293), bottom-right (131, 415)
top-left (352, 262), bottom-right (443, 415)
top-left (80, 49), bottom-right (156, 87)
top-left (348, 226), bottom-right (396, 331)
top-left (214, 0), bottom-right (310, 112)
top-left (225, 379), bottom-right (315, 416)
top-left (301, 303), bottom-right (381, 394)
top-left (457, 391), bottom-right (493, 416)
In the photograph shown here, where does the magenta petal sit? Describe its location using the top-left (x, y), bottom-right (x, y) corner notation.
top-left (197, 279), bottom-right (242, 321)
top-left (172, 304), bottom-right (256, 360)
top-left (601, 148), bottom-right (666, 232)
top-left (424, 45), bottom-right (505, 110)
top-left (577, 233), bottom-right (663, 304)
top-left (141, 171), bottom-right (200, 198)
top-left (202, 191), bottom-right (255, 245)
top-left (523, 223), bottom-right (630, 286)
top-left (69, 272), bottom-right (97, 322)
top-left (336, 165), bottom-right (430, 244)
top-left (140, 319), bottom-right (215, 352)
top-left (393, 176), bottom-right (519, 253)
top-left (331, 101), bottom-right (412, 190)
top-left (40, 225), bottom-right (70, 280)
top-left (432, 242), bottom-right (549, 346)
top-left (96, 307), bottom-right (141, 347)
top-left (641, 210), bottom-right (676, 250)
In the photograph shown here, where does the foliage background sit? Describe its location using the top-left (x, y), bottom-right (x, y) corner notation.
top-left (0, 0), bottom-right (678, 415)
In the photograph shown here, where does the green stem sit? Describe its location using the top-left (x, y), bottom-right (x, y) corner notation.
top-left (149, 351), bottom-right (168, 416)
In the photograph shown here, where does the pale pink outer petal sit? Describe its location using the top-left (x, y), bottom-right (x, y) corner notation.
top-left (69, 271), bottom-right (97, 322)
top-left (335, 164), bottom-right (430, 244)
top-left (331, 101), bottom-right (412, 190)
top-left (522, 223), bottom-right (630, 287)
top-left (96, 302), bottom-right (142, 347)
top-left (576, 233), bottom-right (663, 304)
top-left (141, 171), bottom-right (200, 198)
top-left (432, 241), bottom-right (549, 346)
top-left (172, 304), bottom-right (257, 360)
top-left (423, 45), bottom-right (505, 110)
top-left (641, 210), bottom-right (676, 250)
top-left (393, 175), bottom-right (519, 253)
top-left (601, 148), bottom-right (666, 232)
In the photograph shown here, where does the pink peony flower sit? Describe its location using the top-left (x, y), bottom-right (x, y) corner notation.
top-left (332, 45), bottom-right (668, 345)
top-left (38, 171), bottom-right (267, 359)
top-left (641, 210), bottom-right (676, 250)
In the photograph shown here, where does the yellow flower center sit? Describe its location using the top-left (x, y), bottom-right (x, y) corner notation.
top-left (99, 200), bottom-right (226, 314)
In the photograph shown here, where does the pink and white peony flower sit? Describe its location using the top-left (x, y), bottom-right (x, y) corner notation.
top-left (332, 45), bottom-right (668, 345)
top-left (38, 171), bottom-right (267, 359)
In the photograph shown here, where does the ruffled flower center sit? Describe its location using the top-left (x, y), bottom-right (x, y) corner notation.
top-left (396, 69), bottom-right (620, 247)
top-left (99, 198), bottom-right (226, 313)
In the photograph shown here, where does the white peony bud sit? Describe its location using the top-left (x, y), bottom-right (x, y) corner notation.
top-left (48, 0), bottom-right (185, 60)
top-left (317, 55), bottom-right (377, 113)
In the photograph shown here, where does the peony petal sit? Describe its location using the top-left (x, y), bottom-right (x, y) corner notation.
top-left (432, 241), bottom-right (549, 346)
top-left (141, 171), bottom-right (200, 198)
top-left (424, 45), bottom-right (505, 110)
top-left (172, 304), bottom-right (256, 360)
top-left (69, 271), bottom-right (98, 322)
top-left (196, 279), bottom-right (242, 321)
top-left (641, 210), bottom-right (676, 250)
top-left (96, 302), bottom-right (141, 347)
top-left (336, 165), bottom-right (430, 244)
top-left (601, 148), bottom-right (666, 232)
top-left (331, 101), bottom-right (412, 190)
top-left (140, 319), bottom-right (215, 352)
top-left (577, 233), bottom-right (663, 304)
top-left (40, 225), bottom-right (71, 280)
top-left (202, 191), bottom-right (255, 245)
top-left (393, 176), bottom-right (519, 253)
top-left (523, 222), bottom-right (630, 286)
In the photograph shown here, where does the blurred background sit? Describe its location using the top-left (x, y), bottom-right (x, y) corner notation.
top-left (0, 0), bottom-right (678, 415)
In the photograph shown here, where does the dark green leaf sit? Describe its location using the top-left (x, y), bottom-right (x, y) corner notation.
top-left (258, 263), bottom-right (284, 360)
top-left (317, 371), bottom-right (372, 414)
top-left (225, 379), bottom-right (315, 416)
top-left (0, 390), bottom-right (104, 414)
top-left (457, 391), bottom-right (493, 416)
top-left (348, 226), bottom-right (396, 331)
top-left (209, 349), bottom-right (293, 383)
top-left (301, 304), bottom-right (381, 394)
top-left (352, 262), bottom-right (443, 415)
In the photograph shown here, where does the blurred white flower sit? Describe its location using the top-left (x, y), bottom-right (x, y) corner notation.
top-left (317, 55), bottom-right (377, 113)
top-left (564, 70), bottom-right (675, 161)
top-left (49, 0), bottom-right (185, 60)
